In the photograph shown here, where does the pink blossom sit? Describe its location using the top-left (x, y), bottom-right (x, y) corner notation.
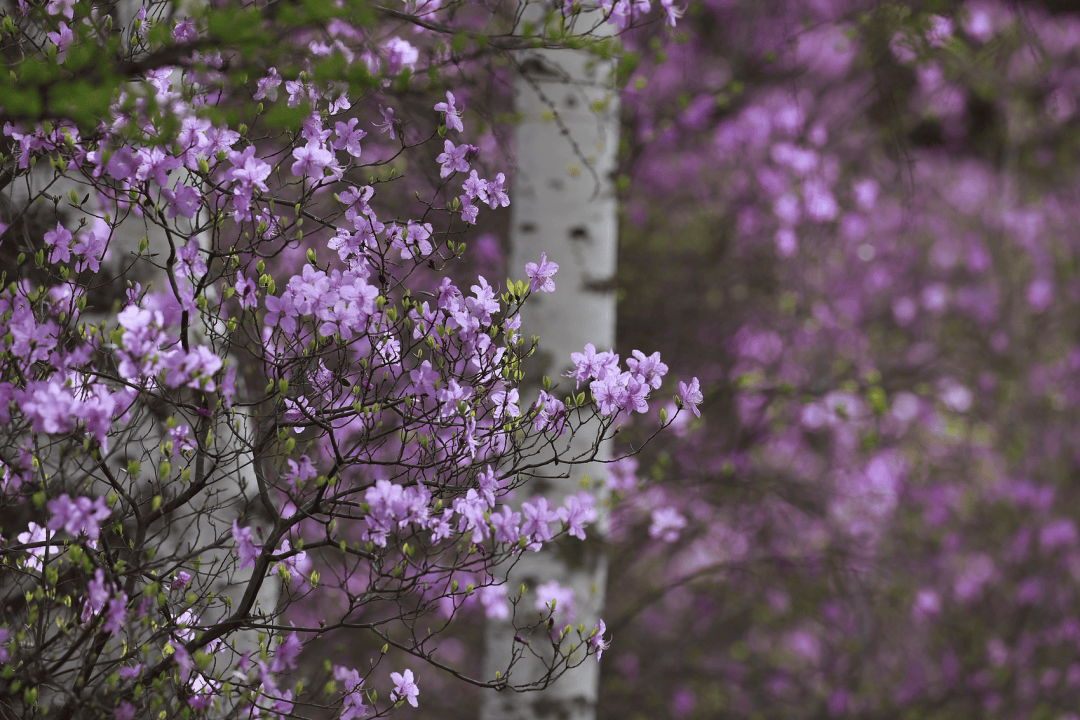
top-left (47, 494), bottom-right (111, 542)
top-left (231, 520), bottom-right (260, 570)
top-left (389, 669), bottom-right (419, 707)
top-left (525, 253), bottom-right (558, 293)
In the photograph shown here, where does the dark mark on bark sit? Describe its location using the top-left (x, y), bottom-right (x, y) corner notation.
top-left (583, 276), bottom-right (616, 293)
top-left (519, 56), bottom-right (560, 78)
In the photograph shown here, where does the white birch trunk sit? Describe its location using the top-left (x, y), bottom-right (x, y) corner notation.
top-left (480, 12), bottom-right (619, 720)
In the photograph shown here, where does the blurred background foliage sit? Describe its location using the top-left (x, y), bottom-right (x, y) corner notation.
top-left (604, 1), bottom-right (1080, 719)
top-left (363, 0), bottom-right (1080, 717)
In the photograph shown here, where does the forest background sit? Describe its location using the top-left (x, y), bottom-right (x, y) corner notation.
top-left (3, 0), bottom-right (1080, 719)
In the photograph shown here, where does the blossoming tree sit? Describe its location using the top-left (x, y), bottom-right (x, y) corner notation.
top-left (0, 0), bottom-right (694, 717)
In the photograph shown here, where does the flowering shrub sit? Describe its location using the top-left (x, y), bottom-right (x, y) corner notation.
top-left (0, 0), bottom-right (688, 716)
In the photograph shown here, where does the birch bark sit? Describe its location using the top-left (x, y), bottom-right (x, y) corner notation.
top-left (480, 10), bottom-right (619, 720)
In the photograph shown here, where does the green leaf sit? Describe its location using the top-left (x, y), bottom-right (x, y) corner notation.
top-left (262, 104), bottom-right (308, 129)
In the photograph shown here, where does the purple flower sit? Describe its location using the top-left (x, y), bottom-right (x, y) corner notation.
top-left (531, 390), bottom-right (566, 434)
top-left (406, 220), bottom-right (433, 257)
top-left (44, 221), bottom-right (72, 264)
top-left (286, 78), bottom-right (316, 108)
top-left (104, 146), bottom-right (139, 181)
top-left (453, 489), bottom-right (490, 544)
top-left (299, 112), bottom-right (331, 144)
top-left (589, 619), bottom-right (611, 662)
top-left (235, 272), bottom-right (258, 309)
top-left (627, 350), bottom-right (667, 389)
top-left (253, 68), bottom-right (281, 101)
top-left (470, 585), bottom-right (505, 620)
top-left (47, 494), bottom-right (111, 541)
top-left (659, 0), bottom-right (684, 26)
top-left (335, 665), bottom-right (363, 692)
top-left (489, 506), bottom-right (521, 544)
top-left (434, 91), bottom-right (464, 132)
top-left (436, 379), bottom-right (472, 417)
top-left (328, 92), bottom-right (351, 114)
top-left (568, 343), bottom-right (615, 388)
top-left (333, 118), bottom-right (367, 158)
top-left (173, 18), bottom-right (198, 43)
top-left (17, 522), bottom-right (53, 571)
top-left (72, 218), bottom-right (108, 273)
top-left (475, 466), bottom-right (500, 507)
top-left (45, 21), bottom-right (72, 61)
top-left (649, 507), bottom-right (687, 542)
top-left (382, 37), bottom-right (419, 75)
top-left (481, 172), bottom-right (509, 209)
top-left (283, 456), bottom-right (317, 489)
top-left (390, 669), bottom-right (419, 707)
top-left (291, 140), bottom-right (339, 181)
top-left (525, 253), bottom-right (558, 293)
top-left (521, 497), bottom-right (558, 548)
top-left (557, 492), bottom-right (597, 540)
top-left (1040, 519), bottom-right (1078, 552)
top-left (622, 372), bottom-right (650, 414)
top-left (678, 377), bottom-right (703, 418)
top-left (335, 666), bottom-right (368, 719)
top-left (590, 374), bottom-right (626, 416)
top-left (231, 520), bottom-right (260, 570)
top-left (271, 632), bottom-right (302, 673)
top-left (103, 592), bottom-right (128, 636)
top-left (203, 125), bottom-right (240, 159)
top-left (534, 579), bottom-right (576, 623)
top-left (225, 145), bottom-right (271, 193)
top-left (118, 664), bottom-right (143, 680)
top-left (926, 14), bottom-right (953, 47)
top-left (408, 360), bottom-right (439, 398)
top-left (17, 380), bottom-right (77, 434)
top-left (462, 170), bottom-right (485, 200)
top-left (460, 198), bottom-right (478, 224)
top-left (607, 457), bottom-right (638, 492)
top-left (374, 106), bottom-right (397, 138)
top-left (46, 0), bottom-right (74, 19)
top-left (272, 539), bottom-right (311, 583)
top-left (342, 689), bottom-right (368, 719)
top-left (173, 609), bottom-right (200, 644)
top-left (135, 147), bottom-right (182, 187)
top-left (161, 184), bottom-right (200, 219)
top-left (490, 387), bottom-right (520, 421)
top-left (82, 568), bottom-right (111, 622)
top-left (436, 140), bottom-right (471, 178)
